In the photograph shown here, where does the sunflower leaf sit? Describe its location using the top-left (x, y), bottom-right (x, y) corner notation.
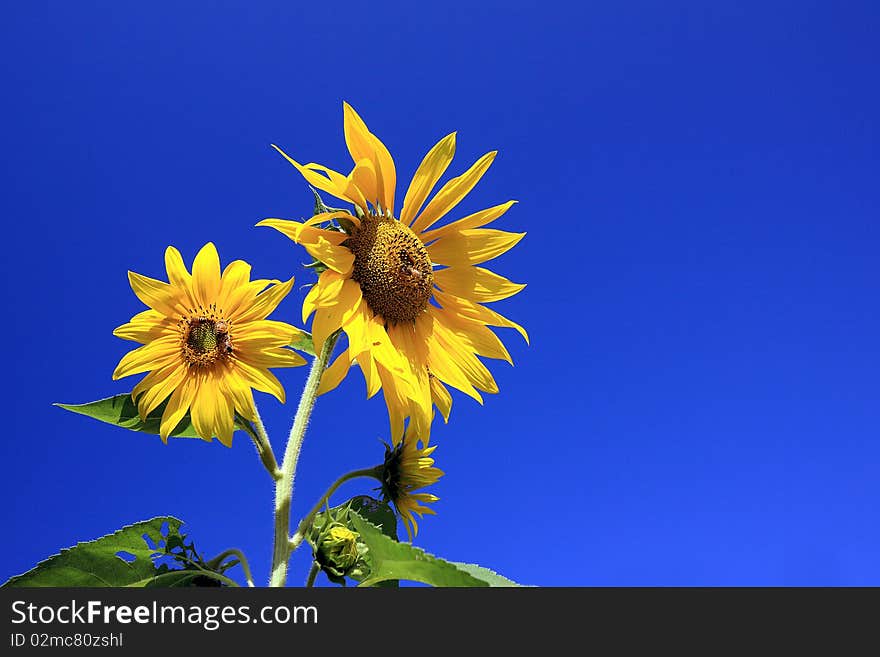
top-left (54, 394), bottom-right (247, 440)
top-left (349, 511), bottom-right (522, 587)
top-left (2, 517), bottom-right (182, 587)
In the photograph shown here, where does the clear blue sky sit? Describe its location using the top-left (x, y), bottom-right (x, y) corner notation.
top-left (2, 1), bottom-right (878, 586)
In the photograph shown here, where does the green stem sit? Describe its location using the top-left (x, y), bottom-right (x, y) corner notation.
top-left (288, 466), bottom-right (383, 554)
top-left (305, 562), bottom-right (320, 588)
top-left (206, 548), bottom-right (256, 588)
top-left (239, 411), bottom-right (280, 481)
top-left (269, 332), bottom-right (340, 587)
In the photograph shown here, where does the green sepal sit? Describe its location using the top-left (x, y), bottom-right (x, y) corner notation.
top-left (289, 330), bottom-right (316, 356)
top-left (303, 259), bottom-right (329, 275)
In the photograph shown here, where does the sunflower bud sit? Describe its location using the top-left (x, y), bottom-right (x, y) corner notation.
top-left (310, 511), bottom-right (369, 584)
top-left (319, 526), bottom-right (360, 573)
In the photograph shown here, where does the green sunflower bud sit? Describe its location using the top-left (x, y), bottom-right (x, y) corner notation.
top-left (309, 507), bottom-right (370, 585)
top-left (320, 526), bottom-right (360, 572)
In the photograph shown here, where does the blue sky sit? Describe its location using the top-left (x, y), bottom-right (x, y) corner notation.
top-left (2, 1), bottom-right (878, 586)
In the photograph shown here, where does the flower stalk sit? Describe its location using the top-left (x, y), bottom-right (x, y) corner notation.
top-left (305, 562), bottom-right (320, 587)
top-left (206, 548), bottom-right (256, 587)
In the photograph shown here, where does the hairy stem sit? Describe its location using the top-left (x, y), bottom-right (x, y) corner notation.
top-left (269, 332), bottom-right (339, 587)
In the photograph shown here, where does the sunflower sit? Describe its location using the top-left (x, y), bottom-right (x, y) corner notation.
top-left (112, 242), bottom-right (306, 445)
top-left (259, 103), bottom-right (528, 442)
top-left (379, 426), bottom-right (444, 539)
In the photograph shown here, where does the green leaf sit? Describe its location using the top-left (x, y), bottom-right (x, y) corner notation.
top-left (349, 511), bottom-right (522, 587)
top-left (348, 495), bottom-right (398, 541)
top-left (2, 517), bottom-right (183, 587)
top-left (290, 330), bottom-right (316, 356)
top-left (345, 496), bottom-right (398, 587)
top-left (446, 561), bottom-right (521, 587)
top-left (55, 394), bottom-right (247, 440)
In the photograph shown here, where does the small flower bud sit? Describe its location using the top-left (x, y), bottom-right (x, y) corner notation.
top-left (319, 525), bottom-right (360, 573)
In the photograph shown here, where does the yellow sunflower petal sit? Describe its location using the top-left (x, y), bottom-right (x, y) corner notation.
top-left (112, 334), bottom-right (180, 380)
top-left (271, 144), bottom-right (354, 206)
top-left (127, 271), bottom-right (185, 318)
top-left (236, 347), bottom-right (306, 369)
top-left (387, 323), bottom-right (432, 424)
top-left (350, 157), bottom-right (379, 206)
top-left (433, 289), bottom-right (529, 344)
top-left (433, 266), bottom-right (526, 303)
top-left (191, 242), bottom-right (222, 309)
top-left (406, 398), bottom-right (433, 440)
top-left (189, 371), bottom-right (216, 442)
top-left (234, 359), bottom-right (286, 403)
top-left (431, 313), bottom-right (499, 394)
top-left (400, 132), bottom-right (456, 226)
top-left (311, 278), bottom-right (362, 353)
top-left (367, 316), bottom-right (411, 381)
top-left (416, 314), bottom-right (482, 403)
top-left (134, 362), bottom-right (188, 420)
top-left (410, 150), bottom-right (497, 234)
top-left (159, 375), bottom-right (197, 442)
top-left (242, 318), bottom-right (306, 343)
top-left (342, 299), bottom-right (376, 358)
top-left (302, 238), bottom-right (355, 276)
top-left (257, 216), bottom-right (355, 246)
top-left (418, 200), bottom-right (517, 244)
top-left (217, 260), bottom-right (252, 311)
top-left (228, 277), bottom-right (294, 324)
top-left (211, 382), bottom-right (235, 447)
top-left (113, 313), bottom-right (175, 343)
top-left (317, 348), bottom-right (352, 396)
top-left (433, 305), bottom-right (513, 364)
top-left (427, 229), bottom-right (526, 267)
top-left (302, 270), bottom-right (346, 322)
top-left (429, 375), bottom-right (453, 422)
top-left (343, 102), bottom-right (396, 212)
top-left (224, 373), bottom-right (257, 421)
top-left (132, 359), bottom-right (177, 401)
top-left (302, 162), bottom-right (354, 200)
top-left (377, 362), bottom-right (409, 444)
top-left (164, 246), bottom-right (196, 308)
top-left (355, 350), bottom-right (381, 398)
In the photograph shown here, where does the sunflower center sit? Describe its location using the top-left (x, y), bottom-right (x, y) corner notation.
top-left (347, 216), bottom-right (434, 324)
top-left (182, 318), bottom-right (233, 367)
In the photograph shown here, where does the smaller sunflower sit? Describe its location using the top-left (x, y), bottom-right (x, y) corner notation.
top-left (112, 242), bottom-right (306, 445)
top-left (379, 426), bottom-right (445, 539)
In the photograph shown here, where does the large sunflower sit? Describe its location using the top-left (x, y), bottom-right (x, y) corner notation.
top-left (259, 103), bottom-right (528, 442)
top-left (112, 242), bottom-right (306, 445)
